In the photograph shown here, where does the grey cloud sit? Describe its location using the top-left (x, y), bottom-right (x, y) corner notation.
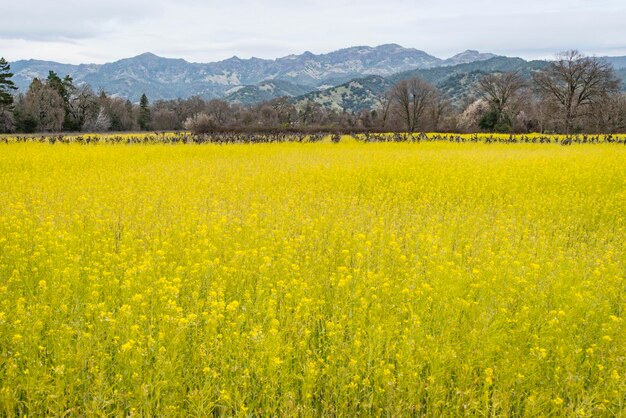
top-left (0, 0), bottom-right (159, 41)
top-left (2, 0), bottom-right (626, 63)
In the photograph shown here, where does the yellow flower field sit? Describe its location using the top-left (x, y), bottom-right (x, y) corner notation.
top-left (0, 141), bottom-right (625, 416)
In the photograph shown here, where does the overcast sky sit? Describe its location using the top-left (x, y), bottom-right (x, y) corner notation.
top-left (1, 0), bottom-right (625, 64)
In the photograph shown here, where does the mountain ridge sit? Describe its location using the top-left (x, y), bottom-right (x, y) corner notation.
top-left (9, 45), bottom-right (498, 101)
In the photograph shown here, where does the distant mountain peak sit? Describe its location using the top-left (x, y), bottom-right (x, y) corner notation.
top-left (376, 43), bottom-right (404, 50)
top-left (125, 52), bottom-right (188, 65)
top-left (128, 52), bottom-right (163, 62)
top-left (444, 50), bottom-right (499, 65)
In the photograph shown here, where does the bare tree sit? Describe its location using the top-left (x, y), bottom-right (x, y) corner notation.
top-left (22, 78), bottom-right (65, 132)
top-left (0, 106), bottom-right (15, 133)
top-left (377, 92), bottom-right (392, 129)
top-left (152, 109), bottom-right (180, 130)
top-left (67, 84), bottom-right (98, 130)
top-left (257, 104), bottom-right (278, 126)
top-left (533, 50), bottom-right (620, 134)
top-left (588, 93), bottom-right (626, 133)
top-left (103, 98), bottom-right (136, 131)
top-left (458, 99), bottom-right (489, 131)
top-left (478, 71), bottom-right (527, 131)
top-left (356, 109), bottom-right (374, 129)
top-left (429, 92), bottom-right (450, 132)
top-left (268, 97), bottom-right (296, 126)
top-left (297, 101), bottom-right (325, 126)
top-left (206, 99), bottom-right (230, 126)
top-left (83, 107), bottom-right (112, 132)
top-left (184, 113), bottom-right (217, 134)
top-left (390, 77), bottom-right (437, 132)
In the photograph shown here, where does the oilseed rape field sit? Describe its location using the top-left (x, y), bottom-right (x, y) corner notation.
top-left (0, 140), bottom-right (625, 416)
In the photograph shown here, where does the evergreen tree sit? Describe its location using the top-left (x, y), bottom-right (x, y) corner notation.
top-left (46, 71), bottom-right (73, 104)
top-left (0, 57), bottom-right (17, 108)
top-left (138, 93), bottom-right (151, 130)
top-left (0, 58), bottom-right (18, 132)
top-left (47, 71), bottom-right (79, 130)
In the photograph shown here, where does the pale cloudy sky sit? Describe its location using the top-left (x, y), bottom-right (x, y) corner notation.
top-left (1, 0), bottom-right (625, 64)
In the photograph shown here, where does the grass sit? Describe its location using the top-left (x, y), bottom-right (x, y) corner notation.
top-left (0, 141), bottom-right (625, 416)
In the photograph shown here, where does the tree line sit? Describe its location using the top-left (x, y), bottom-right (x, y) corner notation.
top-left (0, 50), bottom-right (624, 134)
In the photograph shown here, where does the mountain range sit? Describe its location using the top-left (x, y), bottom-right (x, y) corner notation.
top-left (7, 46), bottom-right (503, 100)
top-left (9, 45), bottom-right (626, 113)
